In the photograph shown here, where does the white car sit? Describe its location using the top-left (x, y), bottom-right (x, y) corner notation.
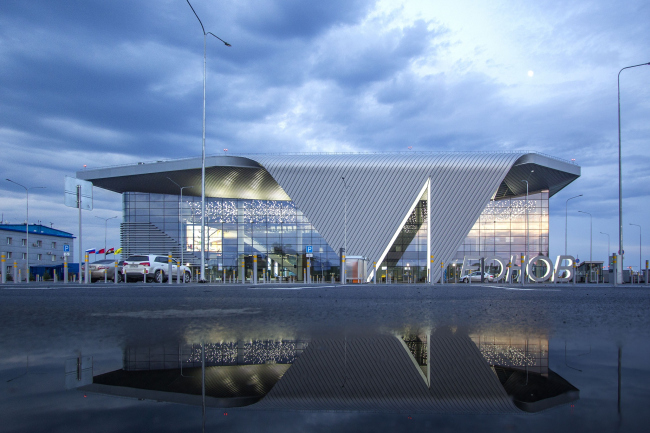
top-left (123, 254), bottom-right (192, 283)
top-left (461, 271), bottom-right (494, 283)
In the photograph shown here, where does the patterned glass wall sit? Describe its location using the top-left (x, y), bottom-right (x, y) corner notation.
top-left (453, 190), bottom-right (549, 263)
top-left (122, 190), bottom-right (549, 282)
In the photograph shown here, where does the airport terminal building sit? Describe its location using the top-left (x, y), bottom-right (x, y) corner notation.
top-left (78, 152), bottom-right (580, 283)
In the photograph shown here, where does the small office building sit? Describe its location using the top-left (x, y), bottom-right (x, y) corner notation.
top-left (1, 224), bottom-right (74, 281)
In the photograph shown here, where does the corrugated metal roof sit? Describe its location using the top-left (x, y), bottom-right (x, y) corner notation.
top-left (252, 335), bottom-right (517, 413)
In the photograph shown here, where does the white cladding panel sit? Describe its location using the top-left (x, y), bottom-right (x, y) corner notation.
top-left (249, 153), bottom-right (523, 282)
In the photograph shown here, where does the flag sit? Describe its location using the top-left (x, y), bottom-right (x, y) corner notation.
top-left (115, 248), bottom-right (122, 254)
top-left (85, 248), bottom-right (96, 254)
top-left (97, 248), bottom-right (105, 254)
top-left (106, 248), bottom-right (115, 254)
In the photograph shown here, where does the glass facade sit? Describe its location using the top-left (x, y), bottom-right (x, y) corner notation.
top-left (123, 192), bottom-right (339, 282)
top-left (454, 190), bottom-right (549, 260)
top-left (122, 189), bottom-right (549, 283)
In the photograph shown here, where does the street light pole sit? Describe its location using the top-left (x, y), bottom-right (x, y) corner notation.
top-left (629, 224), bottom-right (641, 274)
top-left (577, 211), bottom-right (592, 261)
top-left (167, 178), bottom-right (194, 268)
top-left (618, 61), bottom-right (650, 283)
top-left (565, 194), bottom-right (583, 255)
top-left (521, 179), bottom-right (529, 279)
top-left (341, 176), bottom-right (348, 284)
top-left (600, 232), bottom-right (610, 263)
top-left (6, 179), bottom-right (45, 282)
top-left (95, 216), bottom-right (117, 259)
top-left (186, 0), bottom-right (231, 282)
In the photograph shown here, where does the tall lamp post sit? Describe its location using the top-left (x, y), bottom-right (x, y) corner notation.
top-left (629, 223), bottom-right (641, 274)
top-left (521, 179), bottom-right (529, 279)
top-left (6, 179), bottom-right (45, 282)
top-left (600, 232), bottom-right (610, 265)
top-left (565, 194), bottom-right (582, 255)
top-left (168, 178), bottom-right (194, 267)
top-left (618, 61), bottom-right (650, 283)
top-left (95, 216), bottom-right (117, 259)
top-left (341, 176), bottom-right (349, 284)
top-left (577, 211), bottom-right (592, 261)
top-left (186, 0), bottom-right (231, 282)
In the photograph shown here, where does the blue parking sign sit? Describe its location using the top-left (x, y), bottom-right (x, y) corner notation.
top-left (63, 244), bottom-right (70, 252)
top-left (306, 246), bottom-right (313, 254)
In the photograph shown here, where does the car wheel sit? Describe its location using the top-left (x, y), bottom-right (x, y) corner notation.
top-left (154, 270), bottom-right (164, 283)
top-left (116, 273), bottom-right (123, 283)
top-left (183, 272), bottom-right (191, 283)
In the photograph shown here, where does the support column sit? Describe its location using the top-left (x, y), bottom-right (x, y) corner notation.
top-left (373, 261), bottom-right (376, 284)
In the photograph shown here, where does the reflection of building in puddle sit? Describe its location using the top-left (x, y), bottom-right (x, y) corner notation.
top-left (82, 340), bottom-right (307, 408)
top-left (471, 335), bottom-right (548, 375)
top-left (470, 334), bottom-right (578, 412)
top-left (78, 333), bottom-right (578, 413)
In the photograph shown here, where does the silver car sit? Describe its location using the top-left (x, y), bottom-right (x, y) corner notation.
top-left (461, 271), bottom-right (494, 283)
top-left (83, 259), bottom-right (124, 283)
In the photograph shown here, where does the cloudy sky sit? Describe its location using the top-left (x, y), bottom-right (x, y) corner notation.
top-left (0, 0), bottom-right (648, 268)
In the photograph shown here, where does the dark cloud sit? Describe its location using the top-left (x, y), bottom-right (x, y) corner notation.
top-left (234, 0), bottom-right (374, 40)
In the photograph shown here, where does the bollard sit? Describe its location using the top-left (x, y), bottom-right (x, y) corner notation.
top-left (521, 254), bottom-right (525, 286)
top-left (430, 255), bottom-right (434, 285)
top-left (19, 269), bottom-right (22, 283)
top-left (104, 268), bottom-right (107, 284)
top-left (646, 260), bottom-right (648, 286)
top-left (223, 269), bottom-right (226, 284)
top-left (168, 252), bottom-right (172, 285)
top-left (0, 253), bottom-right (5, 284)
top-left (573, 263), bottom-right (577, 286)
top-left (63, 255), bottom-right (68, 283)
top-left (143, 269), bottom-right (147, 283)
top-left (440, 262), bottom-right (444, 284)
top-left (507, 263), bottom-right (511, 284)
top-left (114, 260), bottom-right (118, 284)
top-left (84, 254), bottom-right (90, 284)
top-left (13, 261), bottom-right (17, 283)
top-left (176, 260), bottom-right (180, 284)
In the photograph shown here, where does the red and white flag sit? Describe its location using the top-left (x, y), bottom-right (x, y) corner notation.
top-left (106, 248), bottom-right (115, 254)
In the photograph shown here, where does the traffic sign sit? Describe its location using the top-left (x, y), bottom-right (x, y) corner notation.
top-left (306, 253), bottom-right (313, 258)
top-left (63, 245), bottom-right (70, 252)
top-left (64, 252), bottom-right (70, 257)
top-left (306, 246), bottom-right (313, 254)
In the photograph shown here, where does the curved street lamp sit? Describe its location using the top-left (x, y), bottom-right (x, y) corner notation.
top-left (565, 194), bottom-right (582, 255)
top-left (186, 0), bottom-right (231, 282)
top-left (629, 223), bottom-right (641, 274)
top-left (600, 232), bottom-right (610, 264)
top-left (95, 216), bottom-right (117, 259)
top-left (577, 210), bottom-right (592, 261)
top-left (6, 179), bottom-right (45, 282)
top-left (617, 61), bottom-right (650, 282)
top-left (168, 177), bottom-right (194, 269)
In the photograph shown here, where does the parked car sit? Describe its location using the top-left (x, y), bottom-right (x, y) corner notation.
top-left (82, 259), bottom-right (124, 283)
top-left (122, 254), bottom-right (192, 283)
top-left (461, 271), bottom-right (494, 283)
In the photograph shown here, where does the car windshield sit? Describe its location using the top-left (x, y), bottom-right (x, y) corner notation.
top-left (92, 260), bottom-right (114, 264)
top-left (125, 255), bottom-right (149, 262)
